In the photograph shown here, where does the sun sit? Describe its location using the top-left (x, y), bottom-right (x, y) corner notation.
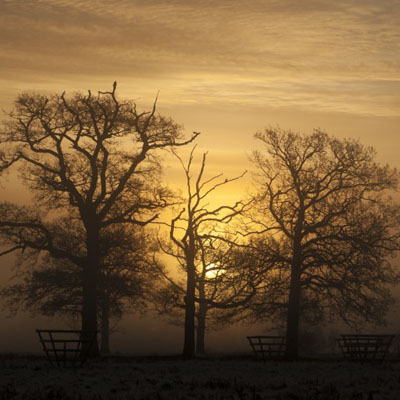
top-left (205, 263), bottom-right (225, 279)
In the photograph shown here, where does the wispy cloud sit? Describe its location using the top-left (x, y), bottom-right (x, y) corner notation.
top-left (0, 0), bottom-right (399, 116)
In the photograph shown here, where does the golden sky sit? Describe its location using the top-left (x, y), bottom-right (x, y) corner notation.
top-left (0, 0), bottom-right (400, 352)
top-left (0, 0), bottom-right (399, 171)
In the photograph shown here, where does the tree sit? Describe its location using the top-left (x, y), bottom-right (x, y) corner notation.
top-left (0, 221), bottom-right (159, 354)
top-left (248, 128), bottom-right (400, 359)
top-left (96, 225), bottom-right (160, 353)
top-left (157, 147), bottom-right (257, 358)
top-left (0, 84), bottom-right (198, 355)
top-left (155, 238), bottom-right (267, 355)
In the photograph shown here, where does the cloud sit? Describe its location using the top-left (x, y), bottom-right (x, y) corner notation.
top-left (0, 0), bottom-right (399, 116)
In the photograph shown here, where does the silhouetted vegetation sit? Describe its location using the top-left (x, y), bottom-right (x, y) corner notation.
top-left (1, 84), bottom-right (400, 362)
top-left (0, 222), bottom-right (160, 354)
top-left (154, 147), bottom-right (254, 358)
top-left (0, 83), bottom-right (198, 355)
top-left (246, 128), bottom-right (400, 359)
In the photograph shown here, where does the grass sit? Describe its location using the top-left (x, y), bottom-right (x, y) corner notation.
top-left (0, 353), bottom-right (399, 399)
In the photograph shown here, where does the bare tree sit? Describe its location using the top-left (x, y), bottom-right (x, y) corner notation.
top-left (0, 83), bottom-right (198, 355)
top-left (157, 147), bottom-right (257, 358)
top-left (155, 237), bottom-right (269, 355)
top-left (0, 221), bottom-right (159, 354)
top-left (248, 128), bottom-right (400, 360)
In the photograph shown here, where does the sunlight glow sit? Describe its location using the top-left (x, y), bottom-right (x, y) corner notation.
top-left (205, 263), bottom-right (226, 279)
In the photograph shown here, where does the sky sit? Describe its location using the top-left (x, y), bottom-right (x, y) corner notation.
top-left (0, 0), bottom-right (399, 353)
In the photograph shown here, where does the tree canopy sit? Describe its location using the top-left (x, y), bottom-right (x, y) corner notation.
top-left (0, 222), bottom-right (159, 354)
top-left (248, 128), bottom-right (400, 359)
top-left (155, 147), bottom-right (254, 358)
top-left (0, 83), bottom-right (198, 354)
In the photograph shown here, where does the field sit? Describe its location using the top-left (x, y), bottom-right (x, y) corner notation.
top-left (1, 354), bottom-right (400, 399)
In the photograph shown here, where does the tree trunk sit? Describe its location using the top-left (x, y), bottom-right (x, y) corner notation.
top-left (100, 299), bottom-right (110, 355)
top-left (81, 225), bottom-right (100, 357)
top-left (196, 301), bottom-right (207, 355)
top-left (285, 257), bottom-right (302, 360)
top-left (183, 256), bottom-right (196, 359)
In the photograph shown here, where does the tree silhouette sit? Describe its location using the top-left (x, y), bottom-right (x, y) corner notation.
top-left (248, 128), bottom-right (400, 360)
top-left (154, 237), bottom-right (280, 354)
top-left (0, 84), bottom-right (198, 355)
top-left (0, 221), bottom-right (159, 354)
top-left (157, 147), bottom-right (256, 358)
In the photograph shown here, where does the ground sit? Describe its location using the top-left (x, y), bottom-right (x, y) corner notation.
top-left (1, 354), bottom-right (399, 399)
